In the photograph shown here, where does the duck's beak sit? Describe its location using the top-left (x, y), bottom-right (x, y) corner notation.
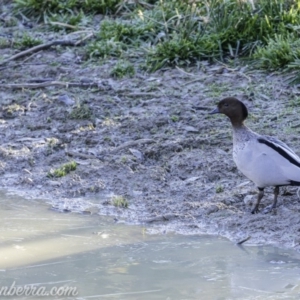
top-left (209, 107), bottom-right (220, 114)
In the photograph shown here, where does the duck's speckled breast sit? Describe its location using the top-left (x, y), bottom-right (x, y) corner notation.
top-left (232, 126), bottom-right (257, 157)
top-left (232, 126), bottom-right (259, 177)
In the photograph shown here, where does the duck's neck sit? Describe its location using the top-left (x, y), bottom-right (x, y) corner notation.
top-left (229, 118), bottom-right (245, 128)
top-left (232, 122), bottom-right (255, 143)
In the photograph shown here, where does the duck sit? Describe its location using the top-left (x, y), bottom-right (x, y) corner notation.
top-left (210, 97), bottom-right (300, 213)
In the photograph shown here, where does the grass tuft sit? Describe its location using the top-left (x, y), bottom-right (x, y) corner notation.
top-left (110, 60), bottom-right (135, 78)
top-left (47, 161), bottom-right (77, 178)
top-left (14, 33), bottom-right (42, 50)
top-left (69, 104), bottom-right (93, 120)
top-left (112, 195), bottom-right (128, 208)
top-left (87, 40), bottom-right (125, 59)
top-left (13, 0), bottom-right (120, 22)
top-left (48, 10), bottom-right (91, 31)
top-left (252, 33), bottom-right (300, 70)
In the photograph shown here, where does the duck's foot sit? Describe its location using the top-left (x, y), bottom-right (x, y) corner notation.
top-left (251, 205), bottom-right (259, 214)
top-left (262, 205), bottom-right (276, 214)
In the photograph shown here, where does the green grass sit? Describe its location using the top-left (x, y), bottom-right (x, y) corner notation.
top-left (87, 40), bottom-right (125, 59)
top-left (47, 161), bottom-right (77, 178)
top-left (48, 10), bottom-right (91, 31)
top-left (10, 0), bottom-right (300, 81)
top-left (112, 195), bottom-right (128, 208)
top-left (0, 38), bottom-right (10, 49)
top-left (215, 185), bottom-right (224, 193)
top-left (14, 33), bottom-right (42, 50)
top-left (13, 0), bottom-right (120, 22)
top-left (110, 60), bottom-right (135, 78)
top-left (69, 104), bottom-right (93, 120)
top-left (170, 115), bottom-right (179, 122)
top-left (98, 19), bottom-right (154, 45)
top-left (253, 33), bottom-right (300, 70)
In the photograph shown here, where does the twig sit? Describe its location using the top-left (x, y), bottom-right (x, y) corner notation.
top-left (125, 92), bottom-right (161, 98)
top-left (0, 39), bottom-right (87, 66)
top-left (0, 81), bottom-right (102, 89)
top-left (65, 150), bottom-right (99, 160)
top-left (97, 139), bottom-right (156, 155)
top-left (143, 214), bottom-right (179, 223)
top-left (216, 61), bottom-right (252, 82)
top-left (236, 236), bottom-right (251, 245)
top-left (75, 33), bottom-right (94, 46)
top-left (48, 21), bottom-right (84, 30)
top-left (27, 78), bottom-right (56, 83)
top-left (0, 62), bottom-right (48, 71)
top-left (21, 51), bottom-right (40, 64)
top-left (66, 30), bottom-right (95, 37)
top-left (185, 77), bottom-right (210, 85)
top-left (192, 105), bottom-right (211, 111)
top-left (108, 139), bottom-right (155, 154)
top-left (176, 66), bottom-right (198, 77)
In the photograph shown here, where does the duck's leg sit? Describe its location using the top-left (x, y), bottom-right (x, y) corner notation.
top-left (263, 186), bottom-right (279, 214)
top-left (251, 187), bottom-right (264, 214)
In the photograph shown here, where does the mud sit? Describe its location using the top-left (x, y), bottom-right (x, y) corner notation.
top-left (1, 14), bottom-right (300, 251)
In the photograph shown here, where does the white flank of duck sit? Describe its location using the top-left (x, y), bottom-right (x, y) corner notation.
top-left (210, 97), bottom-right (300, 213)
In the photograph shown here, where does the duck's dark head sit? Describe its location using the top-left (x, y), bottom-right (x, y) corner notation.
top-left (210, 97), bottom-right (248, 126)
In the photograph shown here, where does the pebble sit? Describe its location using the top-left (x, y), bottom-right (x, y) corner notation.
top-left (243, 195), bottom-right (254, 206)
top-left (57, 94), bottom-right (75, 106)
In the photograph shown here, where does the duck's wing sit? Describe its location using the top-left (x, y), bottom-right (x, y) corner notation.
top-left (257, 135), bottom-right (300, 168)
top-left (265, 135), bottom-right (298, 155)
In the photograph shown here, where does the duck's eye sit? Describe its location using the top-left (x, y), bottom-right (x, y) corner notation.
top-left (223, 103), bottom-right (229, 107)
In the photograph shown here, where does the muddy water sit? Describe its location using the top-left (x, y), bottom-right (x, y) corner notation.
top-left (0, 191), bottom-right (300, 300)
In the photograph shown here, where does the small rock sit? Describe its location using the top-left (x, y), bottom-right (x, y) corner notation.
top-left (222, 199), bottom-right (232, 206)
top-left (216, 148), bottom-right (228, 155)
top-left (129, 107), bottom-right (146, 115)
top-left (236, 181), bottom-right (251, 188)
top-left (48, 180), bottom-right (61, 187)
top-left (293, 237), bottom-right (300, 246)
top-left (243, 194), bottom-right (254, 206)
top-left (206, 205), bottom-right (219, 215)
top-left (185, 176), bottom-right (201, 183)
top-left (182, 125), bottom-right (199, 133)
top-left (59, 51), bottom-right (76, 61)
top-left (57, 94), bottom-right (75, 106)
top-left (129, 148), bottom-right (144, 161)
top-left (291, 122), bottom-right (300, 129)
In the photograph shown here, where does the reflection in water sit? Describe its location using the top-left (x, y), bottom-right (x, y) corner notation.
top-left (0, 191), bottom-right (300, 299)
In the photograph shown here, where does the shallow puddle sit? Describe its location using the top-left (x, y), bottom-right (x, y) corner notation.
top-left (0, 191), bottom-right (299, 299)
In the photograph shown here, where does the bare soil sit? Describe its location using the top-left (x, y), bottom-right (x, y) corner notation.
top-left (1, 17), bottom-right (300, 251)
